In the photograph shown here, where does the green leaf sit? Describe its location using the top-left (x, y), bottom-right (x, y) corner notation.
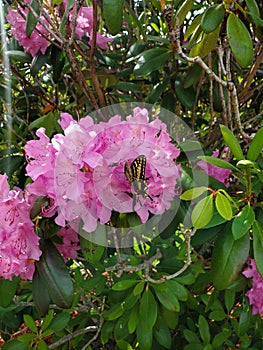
top-left (32, 269), bottom-right (51, 316)
top-left (37, 339), bottom-right (49, 350)
top-left (245, 0), bottom-right (260, 18)
top-left (180, 186), bottom-right (208, 200)
top-left (134, 48), bottom-right (170, 77)
top-left (177, 0), bottom-right (195, 26)
top-left (136, 320), bottom-right (153, 350)
top-left (183, 329), bottom-right (201, 344)
top-left (247, 127), bottom-right (263, 161)
top-left (215, 192), bottom-right (233, 221)
top-left (123, 292), bottom-right (139, 310)
top-left (80, 236), bottom-right (105, 264)
top-left (154, 284), bottom-right (180, 312)
top-left (0, 155), bottom-right (23, 178)
top-left (174, 79), bottom-right (196, 109)
top-left (227, 13), bottom-right (253, 68)
top-left (211, 224), bottom-right (250, 290)
top-left (128, 304), bottom-right (139, 334)
top-left (201, 4), bottom-right (225, 33)
top-left (114, 313), bottom-right (130, 341)
top-left (209, 310), bottom-right (227, 321)
top-left (103, 0), bottom-right (124, 35)
top-left (50, 312), bottom-right (70, 332)
top-left (35, 239), bottom-right (74, 309)
top-left (140, 289), bottom-right (157, 331)
top-left (225, 289), bottom-right (235, 312)
top-left (166, 280), bottom-right (188, 301)
top-left (198, 315), bottom-right (210, 344)
top-left (133, 282), bottom-right (145, 295)
top-left (41, 310), bottom-right (54, 331)
top-left (103, 304), bottom-right (124, 321)
top-left (161, 306), bottom-right (179, 329)
top-left (191, 195), bottom-right (214, 229)
top-left (2, 340), bottom-right (29, 350)
top-left (220, 125), bottom-right (244, 160)
top-left (197, 156), bottom-right (239, 172)
top-left (0, 277), bottom-right (19, 307)
top-left (238, 311), bottom-right (251, 336)
top-left (112, 280), bottom-right (139, 291)
top-left (211, 329), bottom-right (231, 348)
top-left (26, 0), bottom-right (41, 38)
top-left (236, 159), bottom-right (255, 169)
top-left (23, 314), bottom-right (38, 333)
top-left (232, 205), bottom-right (255, 240)
top-left (253, 220), bottom-right (263, 278)
top-left (154, 320), bottom-right (172, 349)
top-left (189, 26), bottom-right (221, 58)
top-left (101, 321), bottom-right (115, 344)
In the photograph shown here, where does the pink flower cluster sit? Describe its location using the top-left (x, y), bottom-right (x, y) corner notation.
top-left (197, 150), bottom-right (231, 187)
top-left (243, 259), bottom-right (263, 315)
top-left (25, 107), bottom-right (181, 233)
top-left (6, 0), bottom-right (49, 57)
top-left (55, 227), bottom-right (80, 262)
top-left (6, 2), bottom-right (112, 56)
top-left (0, 174), bottom-right (41, 280)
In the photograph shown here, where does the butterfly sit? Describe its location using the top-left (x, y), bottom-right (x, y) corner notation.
top-left (124, 155), bottom-right (152, 203)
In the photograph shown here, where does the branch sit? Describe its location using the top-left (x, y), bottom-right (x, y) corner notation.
top-left (162, 7), bottom-right (252, 139)
top-left (48, 326), bottom-right (98, 349)
top-left (89, 1), bottom-right (106, 107)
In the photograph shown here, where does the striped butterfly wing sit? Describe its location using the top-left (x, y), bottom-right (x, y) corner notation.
top-left (125, 155), bottom-right (147, 196)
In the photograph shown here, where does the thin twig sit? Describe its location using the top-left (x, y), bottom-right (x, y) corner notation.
top-left (89, 1), bottom-right (106, 107)
top-left (48, 326), bottom-right (98, 349)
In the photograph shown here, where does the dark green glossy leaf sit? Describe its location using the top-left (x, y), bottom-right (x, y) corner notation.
top-left (197, 155), bottom-right (240, 172)
top-left (227, 13), bottom-right (253, 68)
top-left (198, 315), bottom-right (210, 344)
top-left (174, 79), bottom-right (196, 109)
top-left (112, 280), bottom-right (139, 291)
top-left (136, 319), bottom-right (153, 350)
top-left (35, 239), bottom-right (74, 309)
top-left (140, 289), bottom-right (157, 330)
top-left (232, 205), bottom-right (255, 240)
top-left (101, 321), bottom-right (115, 344)
top-left (211, 224), bottom-right (250, 289)
top-left (247, 127), bottom-right (263, 161)
top-left (134, 48), bottom-right (170, 77)
top-left (201, 4), bottom-right (225, 33)
top-left (32, 269), bottom-right (51, 316)
top-left (103, 0), bottom-right (124, 35)
top-left (220, 125), bottom-right (244, 161)
top-left (154, 320), bottom-right (172, 349)
top-left (0, 277), bottom-right (19, 307)
top-left (154, 284), bottom-right (180, 312)
top-left (128, 304), bottom-right (139, 334)
top-left (26, 0), bottom-right (41, 38)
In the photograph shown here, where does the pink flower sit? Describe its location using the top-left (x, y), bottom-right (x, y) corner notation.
top-left (0, 175), bottom-right (41, 280)
top-left (26, 108), bottom-right (181, 233)
top-left (6, 6), bottom-right (49, 56)
top-left (197, 150), bottom-right (231, 187)
top-left (69, 6), bottom-right (113, 49)
top-left (55, 227), bottom-right (80, 262)
top-left (243, 259), bottom-right (263, 315)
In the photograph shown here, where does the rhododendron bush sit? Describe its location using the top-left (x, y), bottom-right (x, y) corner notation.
top-left (0, 0), bottom-right (262, 349)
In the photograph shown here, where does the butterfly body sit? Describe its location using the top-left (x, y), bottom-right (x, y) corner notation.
top-left (124, 155), bottom-right (152, 203)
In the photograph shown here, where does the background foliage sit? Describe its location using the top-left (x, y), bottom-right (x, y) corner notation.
top-left (0, 0), bottom-right (263, 349)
